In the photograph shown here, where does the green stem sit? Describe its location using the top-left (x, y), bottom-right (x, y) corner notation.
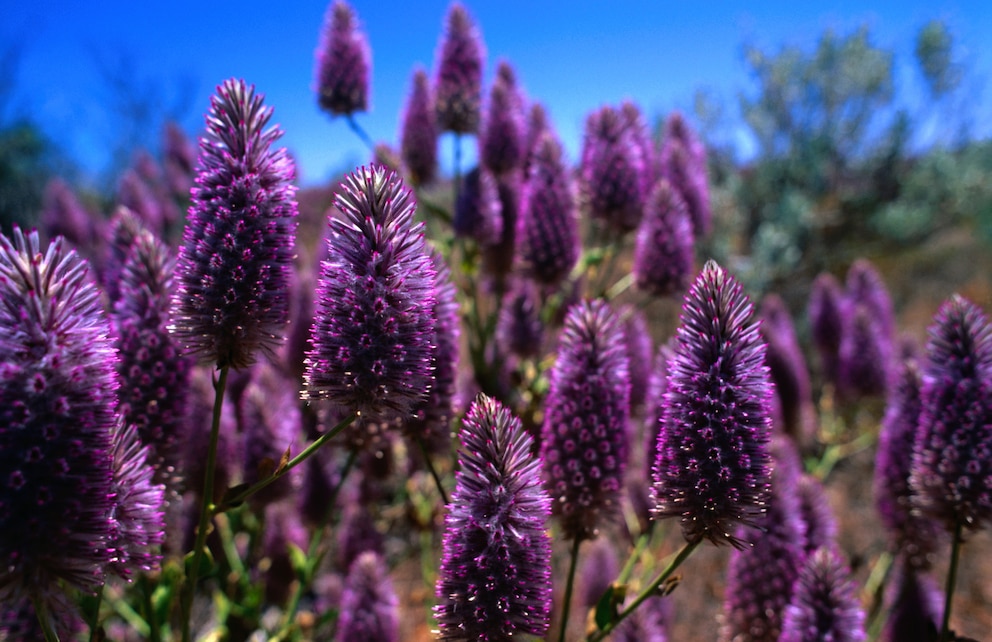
top-left (940, 520), bottom-right (964, 642)
top-left (587, 538), bottom-right (701, 642)
top-left (617, 529), bottom-right (652, 587)
top-left (31, 593), bottom-right (61, 642)
top-left (346, 114), bottom-right (375, 151)
top-left (558, 537), bottom-right (583, 642)
top-left (87, 583), bottom-right (105, 642)
top-left (139, 575), bottom-right (162, 642)
top-left (417, 435), bottom-right (450, 506)
top-left (215, 412), bottom-right (358, 512)
top-left (181, 364), bottom-right (229, 642)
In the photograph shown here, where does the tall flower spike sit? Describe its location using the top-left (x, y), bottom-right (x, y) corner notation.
top-left (808, 272), bottom-right (845, 387)
top-left (480, 60), bottom-right (526, 176)
top-left (0, 229), bottom-right (116, 606)
top-left (314, 0), bottom-right (371, 117)
top-left (453, 165), bottom-right (503, 243)
top-left (619, 100), bottom-right (657, 196)
top-left (516, 132), bottom-right (580, 286)
top-left (759, 293), bottom-right (814, 445)
top-left (875, 356), bottom-right (942, 570)
top-left (435, 395), bottom-right (553, 641)
top-left (171, 79), bottom-right (298, 369)
top-left (399, 68), bottom-right (438, 187)
top-left (107, 421), bottom-right (166, 581)
top-left (881, 562), bottom-right (942, 642)
top-left (304, 165), bottom-right (437, 420)
top-left (433, 2), bottom-right (485, 134)
top-left (113, 228), bottom-right (192, 485)
top-left (659, 112), bottom-right (710, 236)
top-left (541, 300), bottom-right (630, 541)
top-left (911, 295), bottom-right (992, 531)
top-left (780, 547), bottom-right (866, 642)
top-left (338, 551), bottom-right (399, 642)
top-left (652, 260), bottom-right (773, 547)
top-left (620, 305), bottom-right (654, 414)
top-left (580, 105), bottom-right (647, 233)
top-left (632, 177), bottom-right (694, 297)
top-left (496, 277), bottom-right (544, 359)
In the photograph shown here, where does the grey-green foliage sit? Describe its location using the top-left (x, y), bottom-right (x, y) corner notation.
top-left (915, 19), bottom-right (961, 99)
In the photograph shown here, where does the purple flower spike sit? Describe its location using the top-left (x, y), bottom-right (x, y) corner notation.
top-left (40, 178), bottom-right (100, 253)
top-left (808, 272), bottom-right (846, 387)
top-left (315, 0), bottom-right (371, 117)
top-left (304, 165), bottom-right (437, 421)
top-left (911, 295), bottom-right (992, 531)
top-left (659, 112), bottom-right (710, 236)
top-left (578, 538), bottom-right (620, 610)
top-left (580, 105), bottom-right (647, 233)
top-left (117, 169), bottom-right (163, 235)
top-left (163, 121), bottom-right (196, 199)
top-left (633, 178), bottom-right (694, 297)
top-left (113, 228), bottom-right (192, 484)
top-left (480, 171), bottom-right (521, 293)
top-left (433, 2), bottom-right (485, 135)
top-left (619, 305), bottom-right (654, 413)
top-left (838, 304), bottom-right (892, 401)
top-left (399, 68), bottom-right (439, 187)
top-left (107, 421), bottom-right (166, 581)
top-left (881, 562), bottom-right (942, 642)
top-left (619, 100), bottom-right (657, 196)
top-left (797, 473), bottom-right (838, 555)
top-left (481, 60), bottom-right (526, 176)
top-left (436, 394), bottom-right (552, 641)
top-left (338, 551), bottom-right (399, 642)
top-left (0, 228), bottom-right (116, 604)
top-left (759, 293), bottom-right (814, 444)
top-left (652, 261), bottom-right (773, 547)
top-left (722, 438), bottom-right (807, 642)
top-left (661, 111), bottom-right (705, 174)
top-left (453, 165), bottom-right (503, 243)
top-left (171, 79), bottom-right (299, 369)
top-left (516, 132), bottom-right (580, 286)
top-left (240, 365), bottom-right (303, 507)
top-left (846, 258), bottom-right (896, 344)
top-left (496, 278), bottom-right (544, 359)
top-left (524, 102), bottom-right (550, 174)
top-left (875, 357), bottom-right (942, 569)
top-left (541, 300), bottom-right (630, 541)
top-left (780, 547), bottom-right (866, 642)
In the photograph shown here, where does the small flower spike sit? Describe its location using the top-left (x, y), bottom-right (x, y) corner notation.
top-left (399, 68), bottom-right (438, 187)
top-left (304, 165), bottom-right (437, 421)
top-left (580, 105), bottom-right (647, 233)
top-left (433, 2), bottom-right (485, 135)
top-left (780, 547), bottom-right (866, 642)
top-left (652, 260), bottom-right (773, 547)
top-left (337, 551), bottom-right (399, 642)
top-left (911, 295), bottom-right (992, 531)
top-left (435, 395), bottom-right (552, 641)
top-left (314, 0), bottom-right (371, 117)
top-left (0, 229), bottom-right (117, 608)
top-left (171, 79), bottom-right (298, 369)
top-left (480, 60), bottom-right (526, 176)
top-left (632, 178), bottom-right (694, 297)
top-left (808, 272), bottom-right (846, 387)
top-left (541, 299), bottom-right (630, 541)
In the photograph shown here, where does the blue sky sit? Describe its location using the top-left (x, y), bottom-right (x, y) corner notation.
top-left (4, 1), bottom-right (991, 187)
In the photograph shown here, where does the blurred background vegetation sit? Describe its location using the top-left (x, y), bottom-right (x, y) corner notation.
top-left (2, 19), bottom-right (990, 321)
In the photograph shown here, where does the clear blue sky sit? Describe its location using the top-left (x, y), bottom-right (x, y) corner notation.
top-left (4, 1), bottom-right (991, 187)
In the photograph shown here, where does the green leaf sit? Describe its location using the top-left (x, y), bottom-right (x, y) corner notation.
top-left (594, 583), bottom-right (625, 631)
top-left (184, 547), bottom-right (216, 578)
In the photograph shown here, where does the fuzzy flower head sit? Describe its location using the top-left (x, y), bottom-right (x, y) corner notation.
top-left (314, 0), bottom-right (370, 116)
top-left (453, 166), bottom-right (503, 244)
top-left (516, 132), bottom-right (580, 286)
top-left (496, 278), bottom-right (544, 359)
top-left (107, 421), bottom-right (165, 581)
top-left (433, 2), bottom-right (485, 134)
top-left (911, 295), bottom-right (992, 531)
top-left (652, 260), bottom-right (773, 547)
top-left (0, 229), bottom-right (116, 602)
top-left (580, 105), bottom-right (647, 233)
top-left (171, 79), bottom-right (298, 369)
top-left (632, 178), bottom-right (694, 297)
top-left (338, 552), bottom-right (399, 642)
top-left (808, 272), bottom-right (845, 386)
top-left (399, 68), bottom-right (438, 187)
top-left (480, 60), bottom-right (526, 176)
top-left (760, 293), bottom-right (814, 443)
top-left (541, 299), bottom-right (630, 541)
top-left (435, 394), bottom-right (553, 641)
top-left (660, 135), bottom-right (710, 237)
top-left (780, 547), bottom-right (866, 642)
top-left (304, 165), bottom-right (437, 421)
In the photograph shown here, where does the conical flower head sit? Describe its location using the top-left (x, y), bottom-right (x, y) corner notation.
top-left (304, 165), bottom-right (437, 421)
top-left (797, 473), bottom-right (838, 555)
top-left (435, 394), bottom-right (552, 641)
top-left (722, 438), bottom-right (807, 641)
top-left (541, 299), bottom-right (630, 540)
top-left (107, 421), bottom-right (165, 581)
top-left (619, 100), bottom-right (657, 195)
top-left (875, 357), bottom-right (942, 569)
top-left (881, 562), bottom-right (942, 642)
top-left (40, 178), bottom-right (99, 253)
top-left (516, 132), bottom-right (580, 286)
top-left (661, 111), bottom-right (705, 174)
top-left (480, 60), bottom-right (526, 176)
top-left (620, 305), bottom-right (653, 413)
top-left (113, 228), bottom-right (192, 484)
top-left (338, 551), bottom-right (399, 642)
top-left (632, 177), bottom-right (694, 297)
top-left (808, 272), bottom-right (845, 386)
top-left (580, 105), bottom-right (647, 233)
top-left (496, 278), bottom-right (544, 359)
top-left (652, 260), bottom-right (773, 547)
top-left (911, 295), bottom-right (992, 531)
top-left (171, 79), bottom-right (298, 369)
top-left (314, 0), bottom-right (370, 116)
top-left (0, 228), bottom-right (116, 602)
top-left (780, 547), bottom-right (866, 642)
top-left (453, 165), bottom-right (503, 243)
top-left (660, 135), bottom-right (711, 237)
top-left (433, 2), bottom-right (485, 134)
top-left (759, 293), bottom-right (813, 443)
top-left (399, 68), bottom-right (438, 187)
top-left (163, 121), bottom-right (196, 199)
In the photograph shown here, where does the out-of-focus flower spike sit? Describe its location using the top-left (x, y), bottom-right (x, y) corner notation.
top-left (809, 272), bottom-right (846, 388)
top-left (780, 547), bottom-right (866, 642)
top-left (633, 178), bottom-right (694, 297)
top-left (580, 105), bottom-right (647, 233)
top-left (338, 551), bottom-right (399, 642)
top-left (399, 68), bottom-right (439, 187)
top-left (759, 293), bottom-right (815, 445)
top-left (480, 60), bottom-right (526, 176)
top-left (432, 2), bottom-right (485, 135)
top-left (453, 165), bottom-right (503, 243)
top-left (314, 0), bottom-right (371, 117)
